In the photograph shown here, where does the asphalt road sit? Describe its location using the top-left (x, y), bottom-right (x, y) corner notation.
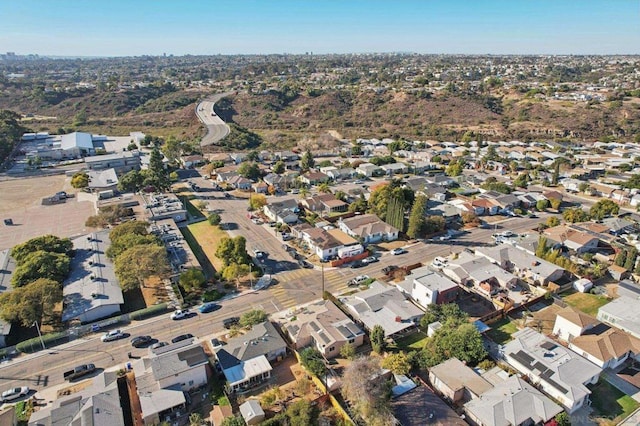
top-left (196, 92), bottom-right (233, 147)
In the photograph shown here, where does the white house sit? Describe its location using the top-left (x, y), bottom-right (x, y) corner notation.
top-left (338, 214), bottom-right (399, 245)
top-left (552, 307), bottom-right (599, 342)
top-left (395, 266), bottom-right (459, 309)
top-left (503, 328), bottom-right (601, 414)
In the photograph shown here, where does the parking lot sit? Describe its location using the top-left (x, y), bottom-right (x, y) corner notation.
top-left (0, 175), bottom-right (94, 250)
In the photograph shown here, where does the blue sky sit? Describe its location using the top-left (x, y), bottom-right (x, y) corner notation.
top-left (1, 0), bottom-right (638, 56)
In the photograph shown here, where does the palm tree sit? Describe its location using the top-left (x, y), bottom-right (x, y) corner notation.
top-left (317, 182), bottom-right (332, 193)
top-left (299, 187), bottom-right (310, 198)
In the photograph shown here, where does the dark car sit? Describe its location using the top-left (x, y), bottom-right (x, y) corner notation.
top-left (350, 260), bottom-right (365, 269)
top-left (131, 335), bottom-right (153, 348)
top-left (198, 302), bottom-right (221, 314)
top-left (171, 333), bottom-right (194, 344)
top-left (223, 317), bottom-right (240, 329)
top-left (382, 265), bottom-right (398, 275)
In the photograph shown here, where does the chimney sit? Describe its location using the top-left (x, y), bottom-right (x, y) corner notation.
top-left (395, 316), bottom-right (402, 323)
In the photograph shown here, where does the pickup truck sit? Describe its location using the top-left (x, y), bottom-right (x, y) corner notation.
top-left (63, 364), bottom-right (96, 381)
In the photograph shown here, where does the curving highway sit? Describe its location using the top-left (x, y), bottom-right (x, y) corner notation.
top-left (196, 92), bottom-right (233, 147)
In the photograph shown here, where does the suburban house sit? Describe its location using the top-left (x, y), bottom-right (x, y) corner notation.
top-left (134, 339), bottom-right (211, 393)
top-left (463, 375), bottom-right (563, 426)
top-left (214, 321), bottom-right (287, 393)
top-left (381, 162), bottom-right (408, 175)
top-left (503, 328), bottom-right (602, 413)
top-left (543, 224), bottom-right (602, 254)
top-left (598, 296), bottom-right (640, 339)
top-left (441, 251), bottom-right (518, 297)
top-left (299, 171), bottom-right (330, 186)
top-left (253, 181), bottom-right (269, 194)
top-left (428, 358), bottom-right (492, 404)
top-left (470, 198), bottom-right (501, 216)
top-left (602, 216), bottom-right (636, 235)
top-left (396, 266), bottom-right (459, 309)
top-left (62, 231), bottom-right (124, 324)
top-left (552, 307), bottom-right (598, 342)
top-left (85, 151), bottom-right (141, 174)
top-left (225, 175), bottom-right (253, 190)
top-left (300, 194), bottom-right (348, 214)
top-left (323, 167), bottom-right (355, 181)
top-left (180, 154), bottom-right (205, 169)
top-left (424, 174), bottom-right (456, 187)
top-left (263, 173), bottom-right (298, 190)
top-left (341, 281), bottom-right (424, 337)
top-left (556, 307), bottom-right (640, 369)
top-left (475, 244), bottom-right (568, 286)
top-left (338, 214), bottom-right (399, 245)
top-left (263, 199), bottom-right (299, 224)
top-left (29, 371), bottom-right (128, 426)
top-left (284, 299), bottom-right (365, 359)
top-left (356, 163), bottom-right (383, 177)
top-left (297, 226), bottom-right (358, 260)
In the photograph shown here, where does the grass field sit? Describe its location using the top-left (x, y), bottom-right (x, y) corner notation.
top-left (563, 292), bottom-right (610, 316)
top-left (393, 331), bottom-right (429, 351)
top-left (486, 318), bottom-right (519, 345)
top-left (589, 380), bottom-right (639, 426)
top-left (185, 221), bottom-right (228, 274)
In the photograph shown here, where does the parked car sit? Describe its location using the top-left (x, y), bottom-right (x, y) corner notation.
top-left (223, 317), bottom-right (240, 329)
top-left (1, 387), bottom-right (30, 402)
top-left (211, 338), bottom-right (224, 350)
top-left (362, 256), bottom-right (379, 264)
top-left (170, 309), bottom-right (192, 320)
top-left (382, 265), bottom-right (398, 275)
top-left (251, 218), bottom-right (263, 225)
top-left (101, 329), bottom-right (126, 342)
top-left (391, 248), bottom-right (407, 255)
top-left (131, 335), bottom-right (153, 348)
top-left (150, 342), bottom-right (168, 350)
top-left (198, 302), bottom-right (221, 313)
top-left (350, 260), bottom-right (365, 269)
top-left (348, 275), bottom-right (370, 286)
top-left (281, 233), bottom-right (293, 241)
top-left (171, 334), bottom-right (194, 344)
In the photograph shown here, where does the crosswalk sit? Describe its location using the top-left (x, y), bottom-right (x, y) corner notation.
top-left (265, 268), bottom-right (353, 311)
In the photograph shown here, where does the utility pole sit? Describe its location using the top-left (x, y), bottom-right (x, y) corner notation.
top-left (33, 321), bottom-right (45, 350)
top-left (321, 262), bottom-right (325, 299)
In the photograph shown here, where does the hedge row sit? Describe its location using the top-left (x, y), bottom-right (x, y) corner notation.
top-left (16, 331), bottom-right (68, 353)
top-left (129, 303), bottom-right (169, 321)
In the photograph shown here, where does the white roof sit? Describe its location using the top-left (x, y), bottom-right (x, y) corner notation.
top-left (60, 132), bottom-right (94, 151)
top-left (62, 231), bottom-right (124, 322)
top-left (223, 355), bottom-right (272, 386)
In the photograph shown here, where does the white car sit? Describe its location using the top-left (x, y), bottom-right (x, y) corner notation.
top-left (391, 248), bottom-right (407, 255)
top-left (170, 309), bottom-right (192, 320)
top-left (348, 275), bottom-right (370, 286)
top-left (1, 387), bottom-right (29, 402)
top-left (361, 256), bottom-right (379, 264)
top-left (431, 256), bottom-right (448, 268)
top-left (101, 330), bottom-right (125, 342)
top-left (251, 218), bottom-right (263, 225)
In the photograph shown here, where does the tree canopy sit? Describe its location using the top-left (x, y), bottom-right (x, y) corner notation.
top-left (590, 199), bottom-right (619, 220)
top-left (215, 236), bottom-right (251, 266)
top-left (237, 162), bottom-right (261, 180)
top-left (300, 151), bottom-right (315, 171)
top-left (179, 268), bottom-right (206, 293)
top-left (342, 356), bottom-right (393, 425)
top-left (71, 172), bottom-right (89, 189)
top-left (11, 235), bottom-right (73, 264)
top-left (240, 309), bottom-right (268, 327)
top-left (114, 244), bottom-right (170, 291)
top-left (12, 251), bottom-right (71, 287)
top-left (299, 347), bottom-right (327, 378)
top-left (0, 278), bottom-right (62, 326)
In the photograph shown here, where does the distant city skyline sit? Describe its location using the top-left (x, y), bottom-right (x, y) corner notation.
top-left (2, 0), bottom-right (639, 57)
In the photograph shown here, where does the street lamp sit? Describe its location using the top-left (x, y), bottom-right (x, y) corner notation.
top-left (32, 321), bottom-right (45, 350)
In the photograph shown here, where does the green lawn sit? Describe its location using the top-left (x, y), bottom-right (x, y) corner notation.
top-left (563, 292), bottom-right (610, 316)
top-left (393, 331), bottom-right (429, 351)
top-left (486, 318), bottom-right (518, 345)
top-left (589, 380), bottom-right (640, 426)
top-left (181, 222), bottom-right (225, 278)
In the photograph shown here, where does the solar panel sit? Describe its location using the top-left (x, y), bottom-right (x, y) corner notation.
top-left (511, 350), bottom-right (535, 366)
top-left (541, 341), bottom-right (557, 350)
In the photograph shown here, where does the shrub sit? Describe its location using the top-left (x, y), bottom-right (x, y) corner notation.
top-left (129, 303), bottom-right (169, 321)
top-left (16, 331), bottom-right (68, 353)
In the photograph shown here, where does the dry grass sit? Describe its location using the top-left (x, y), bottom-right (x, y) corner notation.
top-left (0, 174), bottom-right (68, 215)
top-left (140, 276), bottom-right (170, 306)
top-left (187, 221), bottom-right (229, 272)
